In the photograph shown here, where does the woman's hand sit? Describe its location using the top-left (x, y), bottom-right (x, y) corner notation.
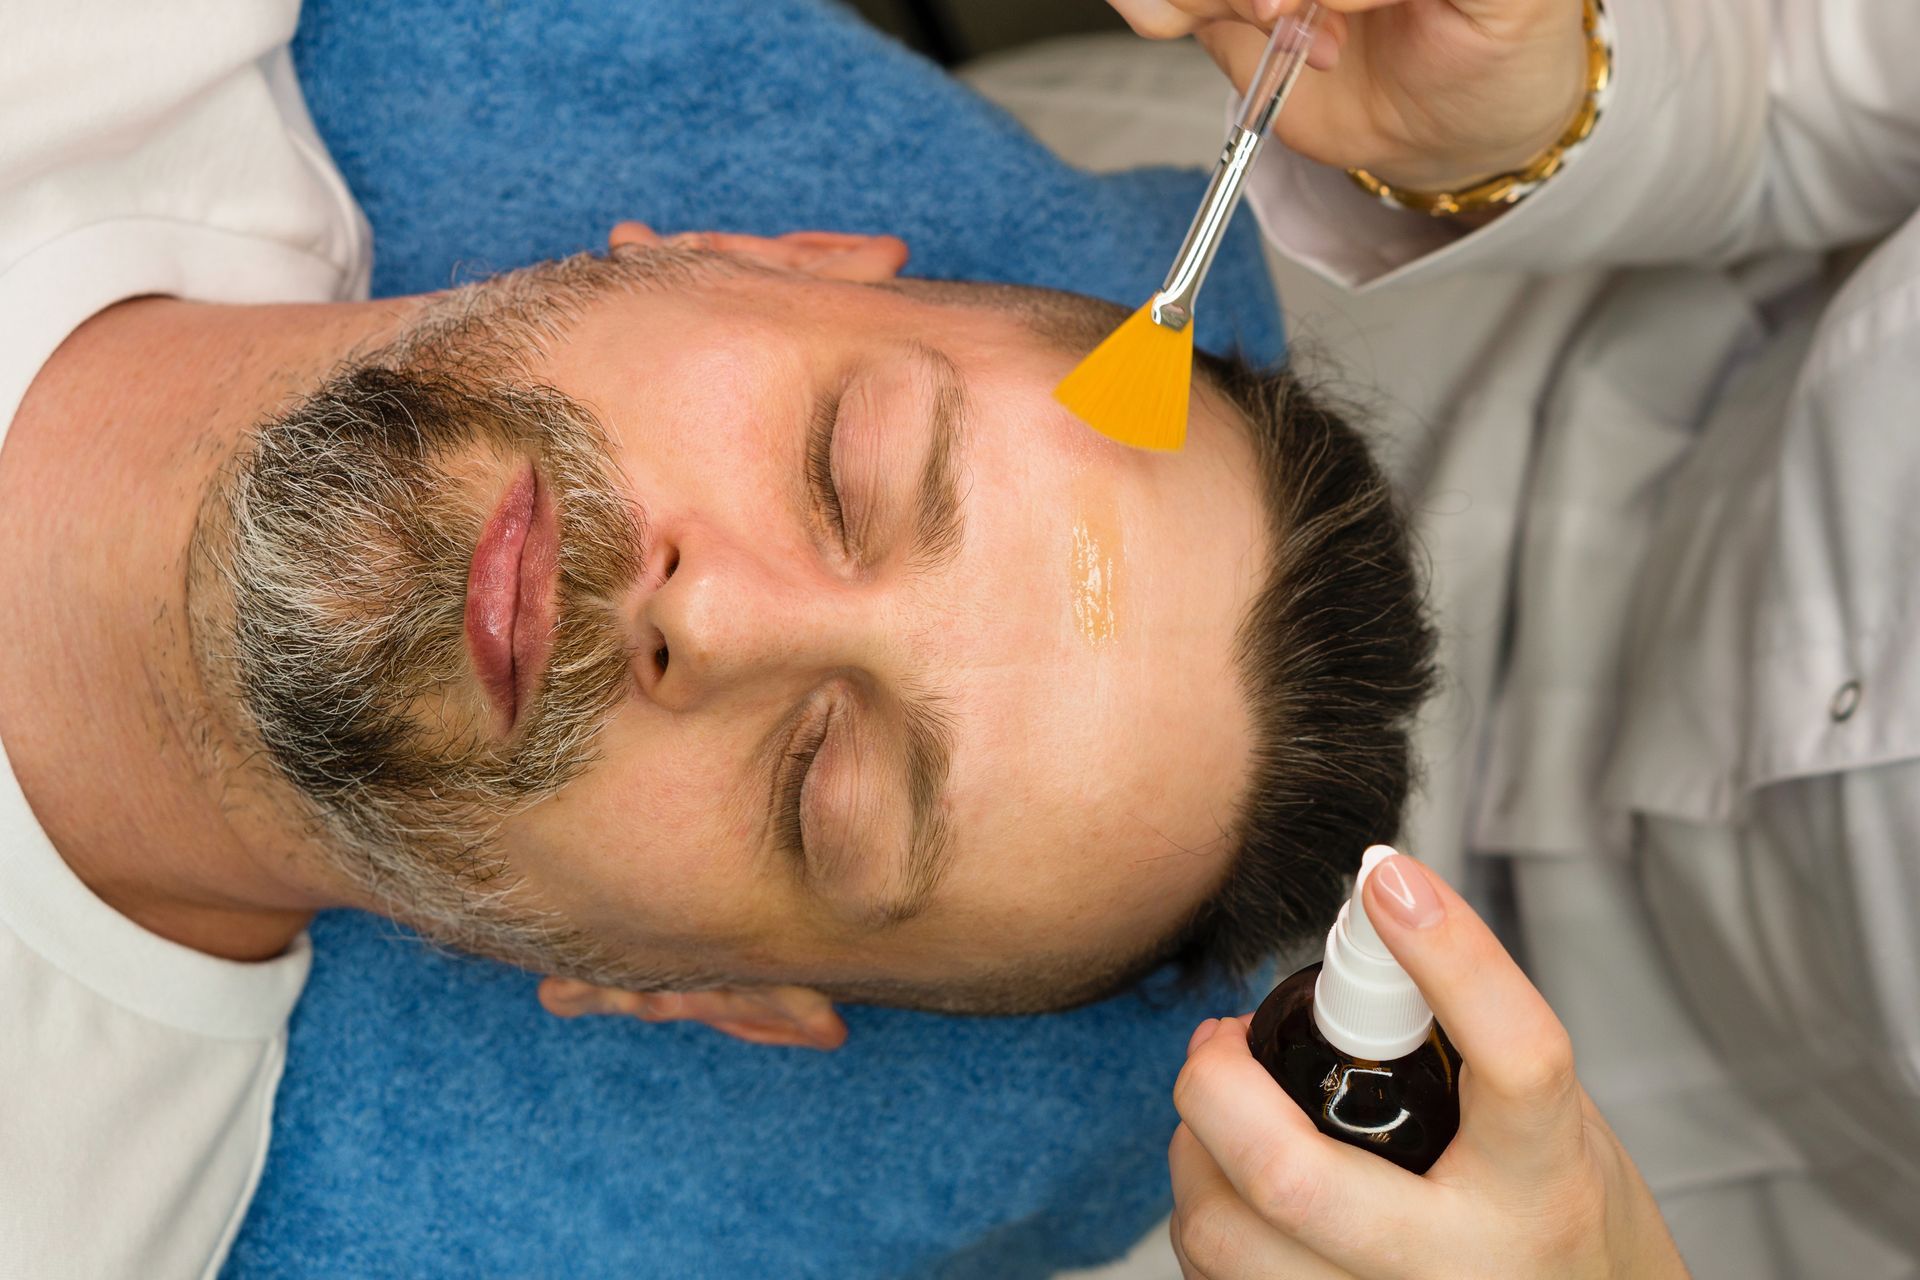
top-left (1167, 853), bottom-right (1689, 1278)
top-left (1105, 0), bottom-right (1591, 193)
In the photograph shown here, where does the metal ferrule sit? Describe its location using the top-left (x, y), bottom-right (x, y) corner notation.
top-left (1150, 125), bottom-right (1266, 332)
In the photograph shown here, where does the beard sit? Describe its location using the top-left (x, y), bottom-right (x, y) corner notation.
top-left (191, 259), bottom-right (656, 966)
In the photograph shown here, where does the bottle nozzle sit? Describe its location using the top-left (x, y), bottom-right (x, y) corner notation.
top-left (1312, 845), bottom-right (1435, 1061)
top-left (1345, 845), bottom-right (1395, 956)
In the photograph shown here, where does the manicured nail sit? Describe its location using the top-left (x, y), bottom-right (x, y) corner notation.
top-left (1188, 1019), bottom-right (1222, 1053)
top-left (1370, 856), bottom-right (1444, 930)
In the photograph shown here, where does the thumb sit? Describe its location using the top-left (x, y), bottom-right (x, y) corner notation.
top-left (1362, 854), bottom-right (1584, 1164)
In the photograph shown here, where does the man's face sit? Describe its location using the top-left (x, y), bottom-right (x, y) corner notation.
top-left (227, 233), bottom-right (1269, 1012)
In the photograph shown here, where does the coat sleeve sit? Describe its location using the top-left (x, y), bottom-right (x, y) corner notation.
top-left (1244, 0), bottom-right (1920, 290)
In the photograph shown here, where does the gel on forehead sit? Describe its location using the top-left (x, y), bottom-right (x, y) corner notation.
top-left (1068, 482), bottom-right (1124, 648)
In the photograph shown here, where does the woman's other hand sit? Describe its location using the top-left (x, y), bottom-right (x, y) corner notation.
top-left (1166, 853), bottom-right (1689, 1278)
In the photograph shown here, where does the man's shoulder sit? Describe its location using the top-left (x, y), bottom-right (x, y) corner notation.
top-left (0, 0), bottom-right (369, 438)
top-left (0, 916), bottom-right (294, 1279)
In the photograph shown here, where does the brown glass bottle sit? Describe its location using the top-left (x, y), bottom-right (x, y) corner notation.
top-left (1248, 961), bottom-right (1461, 1174)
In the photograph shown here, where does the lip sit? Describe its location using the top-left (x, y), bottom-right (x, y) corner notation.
top-left (465, 466), bottom-right (559, 730)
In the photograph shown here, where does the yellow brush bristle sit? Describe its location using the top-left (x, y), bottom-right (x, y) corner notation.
top-left (1052, 301), bottom-right (1196, 453)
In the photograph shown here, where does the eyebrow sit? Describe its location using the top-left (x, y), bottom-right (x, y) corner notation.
top-left (905, 341), bottom-right (968, 575)
top-left (884, 678), bottom-right (956, 924)
top-left (875, 342), bottom-right (969, 923)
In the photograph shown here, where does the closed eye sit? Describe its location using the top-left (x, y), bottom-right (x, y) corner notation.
top-left (775, 702), bottom-right (834, 864)
top-left (807, 389), bottom-right (847, 549)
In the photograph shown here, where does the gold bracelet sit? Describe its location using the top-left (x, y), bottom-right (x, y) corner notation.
top-left (1347, 0), bottom-right (1613, 218)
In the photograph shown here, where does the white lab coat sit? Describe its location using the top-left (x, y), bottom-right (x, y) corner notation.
top-left (969, 0), bottom-right (1920, 1272)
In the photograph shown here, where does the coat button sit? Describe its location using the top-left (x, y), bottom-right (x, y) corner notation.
top-left (1830, 680), bottom-right (1862, 722)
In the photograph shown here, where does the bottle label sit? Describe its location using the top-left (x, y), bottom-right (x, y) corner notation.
top-left (1320, 1064), bottom-right (1411, 1143)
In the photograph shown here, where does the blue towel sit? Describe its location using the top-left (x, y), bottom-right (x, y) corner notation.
top-left (226, 2), bottom-right (1283, 1276)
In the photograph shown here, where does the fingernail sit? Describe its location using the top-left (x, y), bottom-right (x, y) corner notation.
top-left (1188, 1019), bottom-right (1221, 1053)
top-left (1369, 856), bottom-right (1444, 930)
top-left (1307, 26), bottom-right (1339, 70)
top-left (1254, 0), bottom-right (1286, 24)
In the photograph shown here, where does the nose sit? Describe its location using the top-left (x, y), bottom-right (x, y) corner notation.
top-left (634, 524), bottom-right (882, 711)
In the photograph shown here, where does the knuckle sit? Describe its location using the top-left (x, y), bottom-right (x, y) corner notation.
top-left (1115, 4), bottom-right (1203, 39)
top-left (1500, 1024), bottom-right (1578, 1105)
top-left (1175, 1192), bottom-right (1249, 1276)
top-left (1243, 1144), bottom-right (1323, 1232)
top-left (1171, 1052), bottom-right (1223, 1119)
top-left (1168, 1125), bottom-right (1191, 1166)
top-left (1132, 14), bottom-right (1196, 38)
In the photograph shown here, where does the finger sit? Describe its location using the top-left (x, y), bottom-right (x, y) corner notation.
top-left (1286, 0), bottom-right (1409, 11)
top-left (1187, 1016), bottom-right (1227, 1056)
top-left (1167, 1206), bottom-right (1207, 1280)
top-left (536, 977), bottom-right (649, 1018)
top-left (1362, 854), bottom-right (1585, 1166)
top-left (607, 220), bottom-right (662, 250)
top-left (1282, 0), bottom-right (1564, 40)
top-left (1109, 0), bottom-right (1259, 39)
top-left (1174, 1016), bottom-right (1436, 1277)
top-left (537, 976), bottom-right (591, 1016)
top-left (1170, 1221), bottom-right (1199, 1280)
top-left (1195, 17), bottom-right (1348, 103)
top-left (1169, 1125), bottom-right (1359, 1280)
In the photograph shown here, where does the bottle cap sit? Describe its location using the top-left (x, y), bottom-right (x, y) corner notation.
top-left (1312, 845), bottom-right (1435, 1061)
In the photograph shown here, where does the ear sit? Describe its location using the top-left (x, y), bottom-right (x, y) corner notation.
top-left (538, 977), bottom-right (848, 1051)
top-left (606, 221), bottom-right (909, 282)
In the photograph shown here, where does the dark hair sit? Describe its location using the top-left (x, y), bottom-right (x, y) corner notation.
top-left (1168, 351), bottom-right (1437, 982)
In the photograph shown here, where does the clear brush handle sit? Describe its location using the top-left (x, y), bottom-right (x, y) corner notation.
top-left (1237, 3), bottom-right (1324, 136)
top-left (1152, 4), bottom-right (1325, 330)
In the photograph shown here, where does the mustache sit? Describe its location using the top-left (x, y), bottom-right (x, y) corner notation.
top-left (217, 363), bottom-right (644, 881)
top-left (513, 444), bottom-right (649, 757)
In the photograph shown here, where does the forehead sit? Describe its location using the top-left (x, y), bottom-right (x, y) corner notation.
top-left (541, 268), bottom-right (1269, 970)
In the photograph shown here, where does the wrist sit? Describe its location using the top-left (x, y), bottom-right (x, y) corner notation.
top-left (1365, 135), bottom-right (1566, 199)
top-left (1353, 0), bottom-right (1608, 216)
top-left (1375, 83), bottom-right (1584, 195)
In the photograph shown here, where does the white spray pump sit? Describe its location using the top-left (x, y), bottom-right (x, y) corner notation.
top-left (1311, 845), bottom-right (1436, 1061)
